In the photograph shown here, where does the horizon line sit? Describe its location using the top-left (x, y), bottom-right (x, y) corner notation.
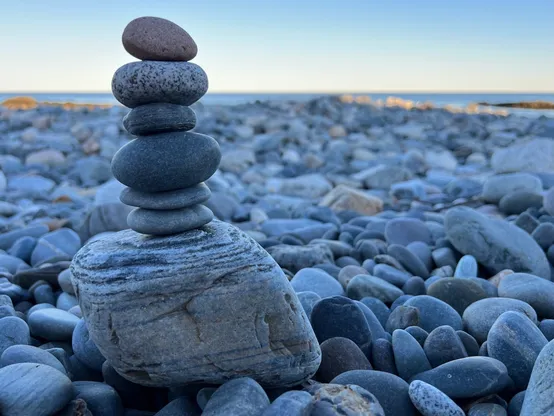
top-left (1, 90), bottom-right (554, 95)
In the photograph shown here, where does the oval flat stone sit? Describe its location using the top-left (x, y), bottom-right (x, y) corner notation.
top-left (72, 320), bottom-right (106, 372)
top-left (346, 274), bottom-right (404, 303)
top-left (73, 381), bottom-right (124, 416)
top-left (487, 311), bottom-right (547, 390)
top-left (316, 337), bottom-right (372, 383)
top-left (392, 329), bottom-right (432, 381)
top-left (28, 308), bottom-right (80, 341)
top-left (385, 217), bottom-right (432, 246)
top-left (386, 305), bottom-right (420, 332)
top-left (71, 220), bottom-right (320, 387)
top-left (498, 273), bottom-right (554, 319)
top-left (454, 255), bottom-right (479, 277)
top-left (462, 298), bottom-right (538, 343)
top-left (1, 344), bottom-right (67, 375)
top-left (404, 296), bottom-right (463, 332)
top-left (296, 291), bottom-right (321, 319)
top-left (508, 391), bottom-right (525, 416)
top-left (360, 297), bottom-right (390, 327)
top-left (261, 390), bottom-right (313, 416)
top-left (371, 338), bottom-right (397, 374)
top-left (456, 330), bottom-right (480, 356)
top-left (521, 339), bottom-right (554, 415)
top-left (111, 132), bottom-right (221, 193)
top-left (411, 357), bottom-right (511, 399)
top-left (355, 301), bottom-right (388, 342)
top-left (332, 370), bottom-right (417, 415)
top-left (203, 378), bottom-right (269, 416)
top-left (123, 103), bottom-right (196, 136)
top-left (424, 325), bottom-right (468, 367)
top-left (127, 205), bottom-right (214, 235)
top-left (121, 183), bottom-right (211, 210)
top-left (373, 264), bottom-right (411, 287)
top-left (388, 244), bottom-right (430, 278)
top-left (290, 268), bottom-right (344, 298)
top-left (112, 61), bottom-right (208, 108)
top-left (427, 278), bottom-right (488, 315)
top-left (0, 316), bottom-right (30, 355)
top-left (0, 363), bottom-right (73, 415)
top-left (408, 380), bottom-right (465, 416)
top-left (122, 16), bottom-right (198, 61)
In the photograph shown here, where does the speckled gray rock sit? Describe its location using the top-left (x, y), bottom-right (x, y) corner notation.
top-left (445, 207), bottom-right (550, 279)
top-left (127, 205), bottom-right (214, 235)
top-left (306, 383), bottom-right (385, 416)
top-left (120, 183), bottom-right (211, 210)
top-left (463, 298), bottom-right (538, 343)
top-left (112, 61), bottom-right (208, 108)
top-left (0, 363), bottom-right (73, 416)
top-left (408, 380), bottom-right (465, 416)
top-left (111, 132), bottom-right (221, 193)
top-left (411, 357), bottom-right (511, 399)
top-left (487, 311), bottom-right (547, 390)
top-left (331, 370), bottom-right (417, 415)
top-left (261, 390), bottom-right (313, 416)
top-left (203, 378), bottom-right (270, 416)
top-left (71, 220), bottom-right (320, 387)
top-left (521, 339), bottom-right (554, 415)
top-left (123, 103), bottom-right (197, 136)
top-left (346, 274), bottom-right (404, 303)
top-left (498, 273), bottom-right (554, 319)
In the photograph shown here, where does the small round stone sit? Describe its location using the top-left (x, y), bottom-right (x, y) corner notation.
top-left (111, 132), bottom-right (221, 193)
top-left (498, 273), bottom-right (554, 319)
top-left (72, 320), bottom-right (106, 372)
top-left (408, 380), bottom-right (465, 416)
top-left (1, 344), bottom-right (67, 375)
top-left (203, 378), bottom-right (270, 416)
top-left (393, 329), bottom-right (432, 381)
top-left (316, 337), bottom-right (371, 383)
top-left (346, 274), bottom-right (404, 303)
top-left (122, 16), bottom-right (198, 61)
top-left (403, 295), bottom-right (463, 332)
top-left (427, 278), bottom-right (487, 316)
top-left (454, 254), bottom-right (478, 277)
top-left (386, 305), bottom-right (420, 333)
top-left (385, 217), bottom-right (432, 246)
top-left (121, 183), bottom-right (211, 210)
top-left (123, 103), bottom-right (197, 136)
top-left (291, 268), bottom-right (345, 298)
top-left (27, 308), bottom-right (80, 341)
top-left (371, 338), bottom-right (398, 374)
top-left (360, 297), bottom-right (390, 328)
top-left (73, 381), bottom-right (124, 416)
top-left (0, 316), bottom-right (30, 355)
top-left (424, 325), bottom-right (468, 367)
top-left (112, 61), bottom-right (208, 108)
top-left (261, 390), bottom-right (313, 416)
top-left (456, 330), bottom-right (480, 356)
top-left (127, 205), bottom-right (214, 235)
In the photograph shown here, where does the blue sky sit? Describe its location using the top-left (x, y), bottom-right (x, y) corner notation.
top-left (0, 0), bottom-right (552, 92)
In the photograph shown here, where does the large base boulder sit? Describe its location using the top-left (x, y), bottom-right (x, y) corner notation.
top-left (71, 220), bottom-right (320, 388)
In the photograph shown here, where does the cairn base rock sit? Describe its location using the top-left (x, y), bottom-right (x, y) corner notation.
top-left (70, 220), bottom-right (320, 388)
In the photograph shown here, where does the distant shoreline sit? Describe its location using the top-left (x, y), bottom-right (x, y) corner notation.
top-left (477, 101), bottom-right (554, 110)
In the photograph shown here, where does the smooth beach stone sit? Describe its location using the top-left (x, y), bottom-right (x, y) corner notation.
top-left (58, 268), bottom-right (75, 295)
top-left (445, 207), bottom-right (550, 279)
top-left (120, 183), bottom-right (210, 210)
top-left (314, 263), bottom-right (342, 279)
top-left (203, 378), bottom-right (269, 416)
top-left (427, 278), bottom-right (487, 315)
top-left (73, 381), bottom-right (124, 416)
top-left (1, 344), bottom-right (67, 375)
top-left (261, 390), bottom-right (313, 416)
top-left (331, 370), bottom-right (417, 415)
top-left (386, 305), bottom-right (420, 332)
top-left (266, 244), bottom-right (334, 273)
top-left (479, 341), bottom-right (489, 357)
top-left (127, 205), bottom-right (214, 235)
top-left (0, 254), bottom-right (29, 274)
top-left (407, 241), bottom-right (433, 272)
top-left (72, 319), bottom-right (105, 372)
top-left (359, 297), bottom-right (390, 328)
top-left (521, 339), bottom-right (554, 415)
top-left (469, 403), bottom-right (507, 416)
top-left (311, 296), bottom-right (372, 355)
top-left (482, 173), bottom-right (542, 204)
top-left (406, 326), bottom-right (429, 347)
top-left (457, 330), bottom-right (480, 356)
top-left (385, 217), bottom-right (432, 246)
top-left (463, 298), bottom-right (538, 343)
top-left (296, 291), bottom-right (321, 319)
top-left (390, 294), bottom-right (413, 311)
top-left (531, 223), bottom-right (554, 250)
top-left (487, 311), bottom-right (547, 390)
top-left (122, 16), bottom-right (198, 61)
top-left (112, 132), bottom-right (221, 193)
top-left (508, 391), bottom-right (525, 416)
top-left (57, 292), bottom-right (79, 311)
top-left (0, 316), bottom-right (30, 354)
top-left (338, 265), bottom-right (368, 288)
top-left (499, 191), bottom-right (544, 215)
top-left (316, 337), bottom-right (371, 383)
top-left (392, 329), bottom-right (432, 381)
top-left (408, 380), bottom-right (465, 416)
top-left (112, 61), bottom-right (208, 108)
top-left (355, 301), bottom-right (388, 342)
top-left (8, 236), bottom-right (36, 264)
top-left (0, 224), bottom-right (49, 251)
top-left (403, 276), bottom-right (426, 295)
top-left (515, 212), bottom-right (540, 234)
top-left (454, 254), bottom-right (478, 277)
top-left (388, 244), bottom-right (430, 278)
top-left (28, 308), bottom-right (80, 341)
top-left (306, 383), bottom-right (385, 416)
top-left (431, 247), bottom-right (457, 270)
top-left (71, 220), bottom-right (320, 387)
top-left (291, 268), bottom-right (345, 298)
top-left (155, 396), bottom-right (199, 416)
top-left (411, 357), bottom-right (511, 399)
top-left (403, 295), bottom-right (462, 332)
top-left (0, 363), bottom-right (73, 415)
top-left (498, 273), bottom-right (554, 319)
top-left (373, 264), bottom-right (411, 287)
top-left (539, 320), bottom-right (554, 341)
top-left (197, 388), bottom-right (217, 411)
top-left (371, 338), bottom-right (397, 374)
top-left (33, 282), bottom-right (55, 304)
top-left (346, 274), bottom-right (404, 303)
top-left (424, 325), bottom-right (468, 367)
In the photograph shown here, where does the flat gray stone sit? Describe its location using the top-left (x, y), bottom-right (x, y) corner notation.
top-left (112, 61), bottom-right (208, 108)
top-left (408, 380), bottom-right (465, 416)
top-left (123, 103), bottom-right (196, 135)
top-left (498, 273), bottom-right (554, 319)
top-left (112, 132), bottom-right (221, 193)
top-left (71, 220), bottom-right (320, 387)
top-left (127, 205), bottom-right (214, 235)
top-left (290, 268), bottom-right (344, 298)
top-left (120, 183), bottom-right (211, 210)
top-left (346, 274), bottom-right (404, 303)
top-left (521, 339), bottom-right (554, 415)
top-left (482, 173), bottom-right (543, 204)
top-left (0, 344), bottom-right (67, 375)
top-left (27, 308), bottom-right (80, 341)
top-left (445, 207), bottom-right (550, 279)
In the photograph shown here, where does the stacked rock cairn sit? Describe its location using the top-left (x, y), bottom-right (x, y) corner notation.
top-left (111, 16), bottom-right (220, 235)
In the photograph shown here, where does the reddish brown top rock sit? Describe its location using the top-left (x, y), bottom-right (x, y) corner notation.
top-left (122, 16), bottom-right (197, 61)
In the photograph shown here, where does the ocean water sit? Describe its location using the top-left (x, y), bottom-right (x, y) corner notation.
top-left (1, 92), bottom-right (554, 114)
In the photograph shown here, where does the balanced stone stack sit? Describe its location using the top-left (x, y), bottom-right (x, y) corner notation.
top-left (111, 16), bottom-right (220, 235)
top-left (71, 17), bottom-right (320, 389)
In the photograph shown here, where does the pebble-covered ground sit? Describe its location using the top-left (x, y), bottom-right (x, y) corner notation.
top-left (1, 96), bottom-right (554, 415)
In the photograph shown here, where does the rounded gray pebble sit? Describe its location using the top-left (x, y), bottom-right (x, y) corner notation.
top-left (123, 103), bottom-right (196, 135)
top-left (120, 183), bottom-right (211, 210)
top-left (127, 205), bottom-right (214, 235)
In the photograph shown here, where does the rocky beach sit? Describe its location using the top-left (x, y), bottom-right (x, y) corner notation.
top-left (2, 16), bottom-right (554, 416)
